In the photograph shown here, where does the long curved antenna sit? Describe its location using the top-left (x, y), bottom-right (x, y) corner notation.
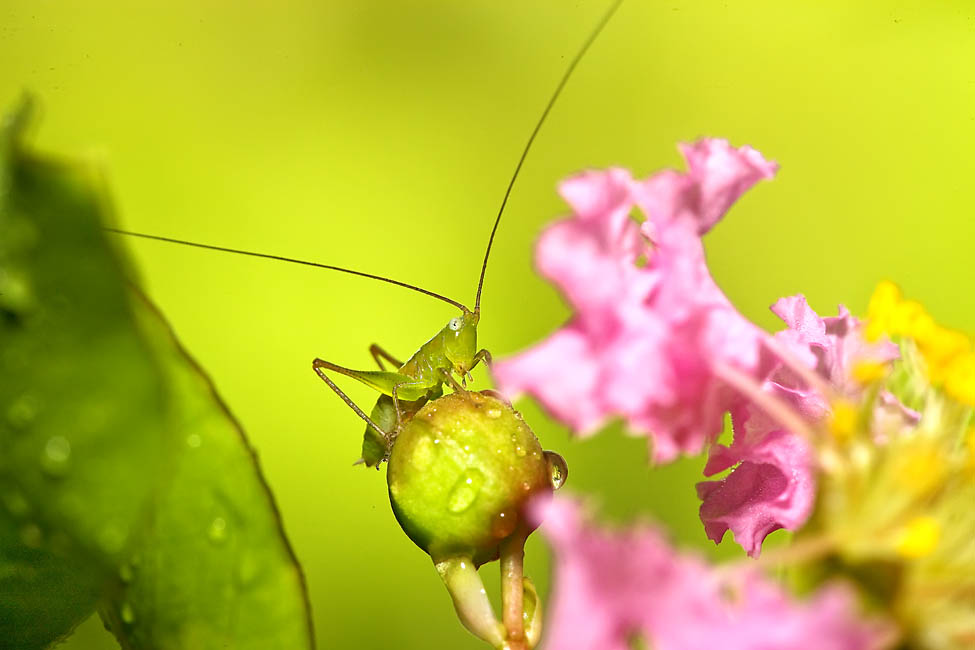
top-left (107, 228), bottom-right (469, 311)
top-left (473, 0), bottom-right (624, 314)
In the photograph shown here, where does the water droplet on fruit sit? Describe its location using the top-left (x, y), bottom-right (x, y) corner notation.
top-left (486, 408), bottom-right (502, 419)
top-left (544, 451), bottom-right (568, 490)
top-left (514, 445), bottom-right (526, 458)
top-left (447, 469), bottom-right (484, 513)
top-left (492, 509), bottom-right (517, 539)
top-left (40, 436), bottom-right (71, 477)
top-left (412, 434), bottom-right (437, 470)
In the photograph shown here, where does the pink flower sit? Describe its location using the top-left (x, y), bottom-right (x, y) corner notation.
top-left (536, 497), bottom-right (896, 650)
top-left (696, 296), bottom-right (905, 557)
top-left (494, 139), bottom-right (778, 462)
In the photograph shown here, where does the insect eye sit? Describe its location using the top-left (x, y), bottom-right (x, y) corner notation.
top-left (448, 317), bottom-right (463, 331)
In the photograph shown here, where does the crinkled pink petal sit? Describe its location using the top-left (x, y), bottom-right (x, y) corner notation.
top-left (535, 497), bottom-right (896, 650)
top-left (695, 296), bottom-right (911, 557)
top-left (697, 426), bottom-right (815, 558)
top-left (495, 139), bottom-right (777, 463)
top-left (635, 138), bottom-right (779, 236)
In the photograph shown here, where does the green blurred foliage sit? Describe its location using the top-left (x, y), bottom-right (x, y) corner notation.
top-left (2, 1), bottom-right (973, 648)
top-left (0, 106), bottom-right (312, 648)
top-left (1, 102), bottom-right (170, 646)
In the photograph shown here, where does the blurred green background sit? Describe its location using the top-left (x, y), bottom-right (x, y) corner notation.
top-left (2, 1), bottom-right (973, 648)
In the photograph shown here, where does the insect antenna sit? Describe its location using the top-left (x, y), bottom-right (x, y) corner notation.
top-left (473, 0), bottom-right (624, 315)
top-left (105, 228), bottom-right (469, 311)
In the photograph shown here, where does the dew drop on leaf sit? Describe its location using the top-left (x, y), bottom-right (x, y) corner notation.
top-left (19, 522), bottom-right (43, 548)
top-left (6, 393), bottom-right (39, 430)
top-left (208, 516), bottom-right (228, 544)
top-left (236, 552), bottom-right (261, 588)
top-left (40, 435), bottom-right (71, 477)
top-left (1, 488), bottom-right (30, 517)
top-left (98, 522), bottom-right (127, 555)
top-left (119, 563), bottom-right (134, 584)
top-left (120, 602), bottom-right (136, 624)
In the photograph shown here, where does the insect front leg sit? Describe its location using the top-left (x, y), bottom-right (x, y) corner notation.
top-left (461, 349), bottom-right (493, 386)
top-left (369, 344), bottom-right (404, 371)
top-left (391, 379), bottom-right (430, 431)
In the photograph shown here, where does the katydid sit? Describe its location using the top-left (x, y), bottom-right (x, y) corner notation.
top-left (108, 0), bottom-right (622, 471)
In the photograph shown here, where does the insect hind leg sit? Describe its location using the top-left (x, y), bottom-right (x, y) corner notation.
top-left (312, 359), bottom-right (390, 441)
top-left (369, 344), bottom-right (404, 371)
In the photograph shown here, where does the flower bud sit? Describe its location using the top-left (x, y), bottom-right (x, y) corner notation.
top-left (387, 390), bottom-right (562, 565)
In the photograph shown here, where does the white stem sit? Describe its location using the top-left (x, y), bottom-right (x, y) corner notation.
top-left (434, 556), bottom-right (506, 648)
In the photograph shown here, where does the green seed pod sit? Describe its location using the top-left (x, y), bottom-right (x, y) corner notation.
top-left (387, 390), bottom-right (563, 566)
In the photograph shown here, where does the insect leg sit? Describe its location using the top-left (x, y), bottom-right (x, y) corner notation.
top-left (439, 368), bottom-right (465, 392)
top-left (390, 379), bottom-right (429, 430)
top-left (471, 349), bottom-right (493, 370)
top-left (369, 344), bottom-right (404, 371)
top-left (312, 359), bottom-right (390, 440)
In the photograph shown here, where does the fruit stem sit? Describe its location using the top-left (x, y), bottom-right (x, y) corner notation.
top-left (434, 555), bottom-right (506, 648)
top-left (500, 529), bottom-right (528, 649)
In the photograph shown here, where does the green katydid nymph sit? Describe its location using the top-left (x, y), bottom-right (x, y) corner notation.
top-left (107, 0), bottom-right (619, 472)
top-left (107, 4), bottom-right (620, 646)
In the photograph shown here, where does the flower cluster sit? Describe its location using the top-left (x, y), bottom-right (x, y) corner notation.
top-left (534, 498), bottom-right (895, 650)
top-left (494, 139), bottom-right (975, 649)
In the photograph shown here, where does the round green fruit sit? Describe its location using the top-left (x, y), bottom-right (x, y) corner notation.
top-left (387, 390), bottom-right (562, 566)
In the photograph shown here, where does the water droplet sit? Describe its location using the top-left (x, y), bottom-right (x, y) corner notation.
top-left (40, 436), bottom-right (71, 477)
top-left (208, 517), bottom-right (228, 544)
top-left (186, 433), bottom-right (202, 449)
top-left (486, 408), bottom-right (502, 419)
top-left (492, 509), bottom-right (517, 539)
top-left (236, 553), bottom-right (261, 587)
top-left (521, 481), bottom-right (531, 492)
top-left (411, 434), bottom-right (437, 471)
top-left (120, 602), bottom-right (136, 624)
top-left (2, 488), bottom-right (30, 517)
top-left (514, 445), bottom-right (526, 458)
top-left (544, 451), bottom-right (568, 490)
top-left (19, 523), bottom-right (42, 548)
top-left (98, 523), bottom-right (127, 554)
top-left (6, 394), bottom-right (39, 430)
top-left (447, 469), bottom-right (485, 513)
top-left (119, 563), bottom-right (134, 583)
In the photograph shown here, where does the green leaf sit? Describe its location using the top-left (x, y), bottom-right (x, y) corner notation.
top-left (0, 510), bottom-right (102, 649)
top-left (0, 97), bottom-right (171, 646)
top-left (1, 100), bottom-right (314, 649)
top-left (100, 293), bottom-right (315, 649)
